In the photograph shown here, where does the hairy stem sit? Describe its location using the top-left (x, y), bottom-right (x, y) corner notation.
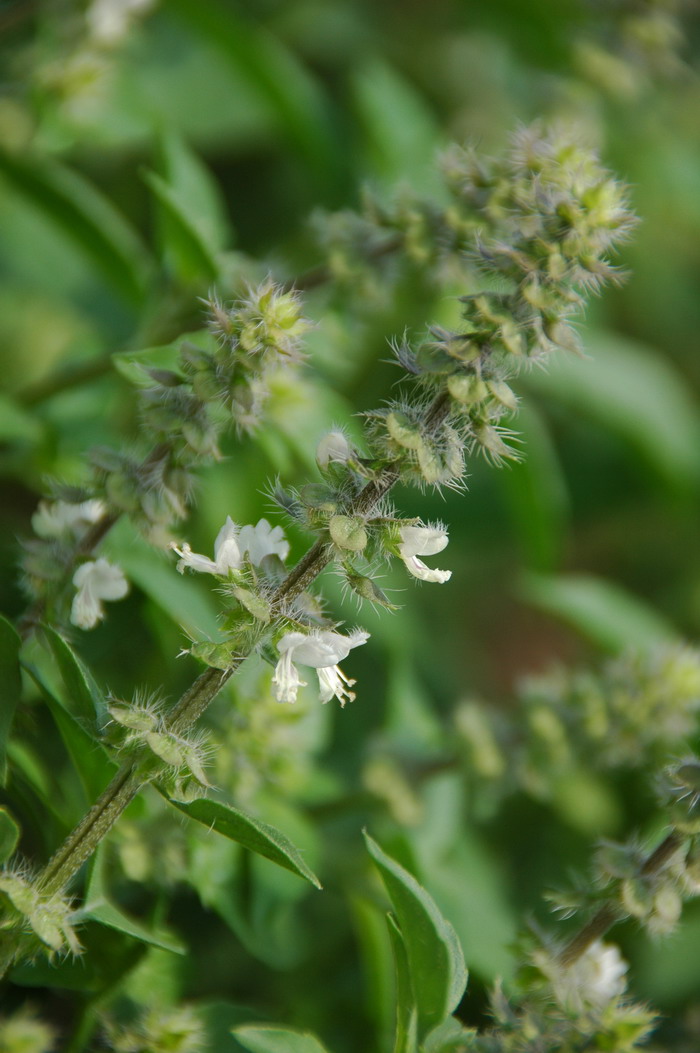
top-left (557, 831), bottom-right (684, 967)
top-left (15, 393), bottom-right (451, 960)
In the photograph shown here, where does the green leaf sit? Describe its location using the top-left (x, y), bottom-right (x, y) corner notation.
top-left (168, 0), bottom-right (336, 174)
top-left (520, 572), bottom-right (678, 652)
top-left (352, 61), bottom-right (442, 192)
top-left (41, 626), bottom-right (107, 728)
top-left (364, 832), bottom-right (468, 1039)
top-left (143, 168), bottom-right (221, 284)
top-left (349, 896), bottom-right (396, 1051)
top-left (84, 845), bottom-right (185, 955)
top-left (24, 665), bottom-right (116, 803)
top-left (157, 128), bottom-right (231, 253)
top-left (0, 614), bottom-right (22, 784)
top-left (111, 343), bottom-right (183, 387)
top-left (0, 152), bottom-right (150, 305)
top-left (522, 331), bottom-right (700, 491)
top-left (386, 914), bottom-right (418, 1053)
top-left (165, 795), bottom-right (322, 889)
top-left (103, 520), bottom-right (220, 638)
top-left (0, 806), bottom-right (20, 864)
top-left (233, 1026), bottom-right (332, 1053)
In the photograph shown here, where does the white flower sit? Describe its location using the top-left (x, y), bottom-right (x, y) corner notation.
top-left (238, 519), bottom-right (289, 564)
top-left (171, 517), bottom-right (242, 576)
top-left (554, 941), bottom-right (628, 1011)
top-left (316, 430), bottom-right (352, 469)
top-left (171, 517), bottom-right (289, 576)
top-left (71, 559), bottom-right (129, 630)
top-left (272, 629), bottom-right (370, 707)
top-left (32, 499), bottom-right (106, 539)
top-left (398, 524), bottom-right (452, 583)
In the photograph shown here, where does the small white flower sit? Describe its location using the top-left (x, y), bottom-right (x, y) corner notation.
top-left (272, 628), bottom-right (370, 707)
top-left (32, 499), bottom-right (106, 539)
top-left (555, 941), bottom-right (628, 1011)
top-left (238, 518), bottom-right (290, 564)
top-left (398, 524), bottom-right (452, 584)
top-left (171, 516), bottom-right (242, 576)
top-left (316, 430), bottom-right (352, 469)
top-left (171, 517), bottom-right (289, 576)
top-left (71, 558), bottom-right (129, 630)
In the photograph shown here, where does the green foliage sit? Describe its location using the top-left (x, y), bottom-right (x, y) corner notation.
top-left (1, 0), bottom-right (700, 1050)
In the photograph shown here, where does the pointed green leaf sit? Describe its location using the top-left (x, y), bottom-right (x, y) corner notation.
top-left (520, 572), bottom-right (677, 652)
top-left (0, 614), bottom-right (22, 784)
top-left (364, 832), bottom-right (467, 1038)
top-left (143, 168), bottom-right (221, 283)
top-left (165, 795), bottom-right (322, 889)
top-left (111, 343), bottom-right (183, 387)
top-left (84, 845), bottom-right (185, 955)
top-left (0, 151), bottom-right (150, 304)
top-left (24, 666), bottom-right (116, 802)
top-left (41, 626), bottom-right (107, 727)
top-left (157, 129), bottom-right (231, 253)
top-left (387, 914), bottom-right (418, 1053)
top-left (233, 1026), bottom-right (331, 1053)
top-left (522, 331), bottom-right (700, 490)
top-left (0, 807), bottom-right (20, 864)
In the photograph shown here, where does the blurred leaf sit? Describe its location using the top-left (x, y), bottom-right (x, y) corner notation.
top-left (188, 836), bottom-right (307, 968)
top-left (143, 168), bottom-right (221, 284)
top-left (364, 832), bottom-right (468, 1039)
top-left (352, 61), bottom-right (442, 191)
top-left (409, 776), bottom-right (518, 982)
top-left (0, 614), bottom-right (21, 784)
top-left (233, 1026), bottom-right (332, 1053)
top-left (499, 402), bottom-right (569, 571)
top-left (0, 806), bottom-right (20, 864)
top-left (104, 523), bottom-right (221, 639)
top-left (24, 665), bottom-right (116, 803)
top-left (169, 0), bottom-right (336, 173)
top-left (386, 913), bottom-right (418, 1053)
top-left (520, 572), bottom-right (678, 651)
top-left (349, 896), bottom-right (396, 1050)
top-left (157, 128), bottom-right (231, 252)
top-left (41, 625), bottom-right (108, 728)
top-left (522, 332), bottom-right (700, 491)
top-left (84, 844), bottom-right (185, 955)
top-left (0, 152), bottom-right (150, 305)
top-left (0, 393), bottom-right (44, 443)
top-left (111, 343), bottom-right (183, 387)
top-left (165, 795), bottom-right (322, 888)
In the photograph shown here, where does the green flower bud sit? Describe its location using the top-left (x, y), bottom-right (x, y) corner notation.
top-left (329, 515), bottom-right (368, 552)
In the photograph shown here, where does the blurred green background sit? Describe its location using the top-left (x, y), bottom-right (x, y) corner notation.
top-left (2, 1), bottom-right (700, 1049)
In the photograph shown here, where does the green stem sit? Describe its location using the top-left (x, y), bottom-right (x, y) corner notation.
top-left (557, 831), bottom-right (684, 967)
top-left (0, 392), bottom-right (454, 980)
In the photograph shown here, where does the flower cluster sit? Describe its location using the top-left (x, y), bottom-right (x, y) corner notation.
top-left (272, 628), bottom-right (370, 707)
top-left (21, 281), bottom-right (310, 630)
top-left (171, 516), bottom-right (289, 576)
top-left (107, 691), bottom-right (211, 801)
top-left (454, 645), bottom-right (700, 802)
top-left (0, 868), bottom-right (80, 959)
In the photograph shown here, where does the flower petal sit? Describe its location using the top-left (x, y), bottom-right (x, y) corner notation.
top-left (398, 524), bottom-right (449, 558)
top-left (213, 516), bottom-right (242, 573)
top-left (272, 650), bottom-right (307, 704)
top-left (238, 518), bottom-right (289, 564)
top-left (170, 543), bottom-right (219, 575)
top-left (316, 431), bottom-right (352, 468)
top-left (402, 555), bottom-right (452, 584)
